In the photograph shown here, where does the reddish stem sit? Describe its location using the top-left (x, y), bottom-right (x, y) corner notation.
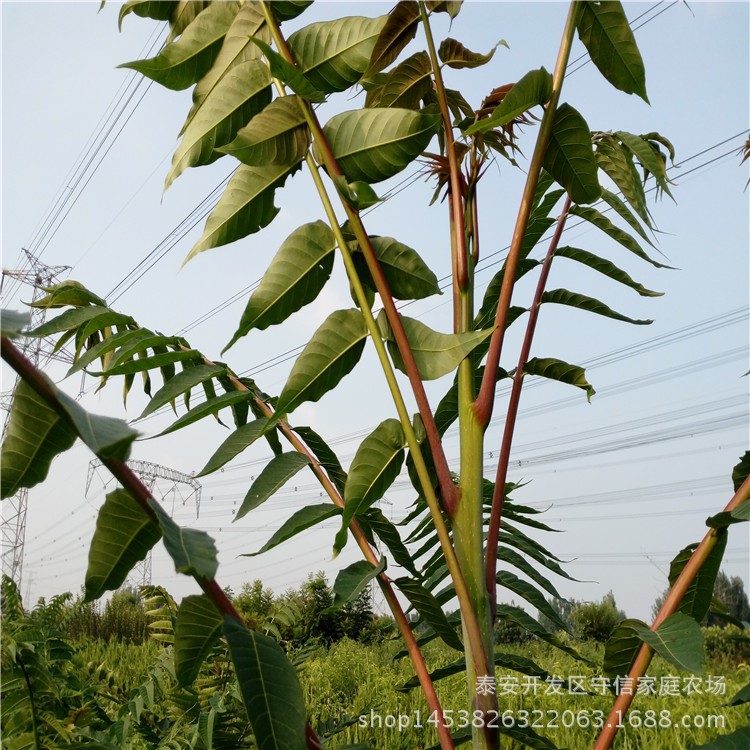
top-left (484, 196), bottom-right (571, 614)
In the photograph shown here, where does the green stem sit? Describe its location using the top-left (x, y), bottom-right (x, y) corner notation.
top-left (593, 474), bottom-right (750, 750)
top-left (484, 196), bottom-right (571, 613)
top-left (474, 1), bottom-right (579, 428)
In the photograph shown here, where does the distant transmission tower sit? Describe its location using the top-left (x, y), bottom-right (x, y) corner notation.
top-left (1, 249), bottom-right (71, 588)
top-left (86, 459), bottom-right (202, 587)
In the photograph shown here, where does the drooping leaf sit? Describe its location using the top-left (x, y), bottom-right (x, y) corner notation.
top-left (335, 420), bottom-right (406, 552)
top-left (223, 616), bottom-right (307, 750)
top-left (31, 280), bottom-right (107, 309)
top-left (288, 15), bottom-right (387, 93)
top-left (235, 452), bottom-right (311, 520)
top-left (294, 425), bottom-right (348, 495)
top-left (319, 108), bottom-right (441, 184)
top-left (496, 570), bottom-right (570, 632)
top-left (185, 160), bottom-right (302, 262)
top-left (166, 60), bottom-right (272, 189)
top-left (599, 188), bottom-right (654, 246)
top-left (90, 350), bottom-right (201, 376)
top-left (688, 728), bottom-right (750, 750)
top-left (595, 134), bottom-right (651, 225)
top-left (464, 67), bottom-right (552, 135)
top-left (331, 558), bottom-right (386, 608)
top-left (576, 1), bottom-right (649, 102)
top-left (707, 498), bottom-right (750, 529)
top-left (522, 357), bottom-right (595, 402)
top-left (724, 683), bottom-right (750, 707)
top-left (84, 489), bottom-right (161, 600)
top-left (541, 288), bottom-right (652, 325)
top-left (219, 95), bottom-right (310, 166)
top-left (569, 204), bottom-right (671, 268)
top-left (554, 245), bottom-right (662, 297)
top-left (732, 451), bottom-right (750, 492)
top-left (426, 1), bottom-right (462, 19)
top-left (616, 130), bottom-right (673, 198)
top-left (138, 363), bottom-right (225, 419)
top-left (377, 312), bottom-right (494, 380)
top-left (543, 103), bottom-right (601, 204)
top-left (603, 618), bottom-right (646, 681)
top-left (174, 594), bottom-right (223, 686)
top-left (197, 418), bottom-right (272, 476)
top-left (394, 576), bottom-right (463, 652)
top-left (666, 533), bottom-right (728, 622)
top-left (474, 257), bottom-right (539, 331)
top-left (438, 37), bottom-right (502, 69)
top-left (249, 38), bottom-right (326, 102)
top-left (354, 236), bottom-right (441, 300)
top-left (271, 1), bottom-right (313, 23)
top-left (119, 0), bottom-right (177, 30)
top-left (333, 175), bottom-right (383, 210)
top-left (498, 547), bottom-right (563, 600)
top-left (365, 51), bottom-right (432, 110)
top-left (631, 613), bottom-right (705, 674)
top-left (157, 391), bottom-right (256, 437)
top-left (119, 2), bottom-right (240, 90)
top-left (226, 222), bottom-right (335, 349)
top-left (361, 507), bottom-right (420, 577)
top-left (365, 1), bottom-right (420, 76)
top-left (275, 309), bottom-right (368, 415)
top-left (1, 311), bottom-right (30, 338)
top-left (243, 503), bottom-right (342, 556)
top-left (151, 503), bottom-right (219, 580)
top-left (168, 0), bottom-right (211, 43)
top-left (28, 305), bottom-right (131, 338)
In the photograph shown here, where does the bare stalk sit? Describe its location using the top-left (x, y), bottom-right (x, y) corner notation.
top-left (474, 2), bottom-right (579, 428)
top-left (484, 196), bottom-right (571, 612)
top-left (593, 473), bottom-right (750, 750)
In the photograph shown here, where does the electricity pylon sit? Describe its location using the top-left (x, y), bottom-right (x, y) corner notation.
top-left (1, 250), bottom-right (70, 588)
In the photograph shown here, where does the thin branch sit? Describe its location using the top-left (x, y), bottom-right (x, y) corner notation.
top-left (593, 473), bottom-right (750, 750)
top-left (474, 2), bottom-right (579, 428)
top-left (484, 196), bottom-right (571, 614)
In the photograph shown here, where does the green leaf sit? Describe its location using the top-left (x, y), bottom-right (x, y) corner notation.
top-left (365, 52), bottom-right (432, 110)
top-left (365, 2), bottom-right (420, 78)
top-left (28, 305), bottom-right (131, 338)
top-left (119, 0), bottom-right (177, 30)
top-left (331, 558), bottom-right (386, 608)
top-left (288, 15), bottom-right (387, 93)
top-left (333, 175), bottom-right (383, 210)
top-left (426, 1), bottom-right (462, 19)
top-left (354, 236), bottom-right (441, 300)
top-left (667, 534), bottom-right (727, 622)
top-left (320, 108), bottom-right (441, 184)
top-left (569, 204), bottom-right (671, 268)
top-left (688, 728), bottom-right (750, 750)
top-left (496, 570), bottom-right (570, 632)
top-left (226, 222), bottom-right (335, 349)
top-left (522, 357), bottom-right (595, 402)
top-left (85, 489), bottom-right (161, 600)
top-left (543, 103), bottom-right (601, 204)
top-left (361, 507), bottom-right (420, 577)
top-left (275, 309), bottom-right (368, 415)
top-left (498, 548), bottom-right (563, 600)
top-left (438, 37), bottom-right (501, 69)
top-left (595, 134), bottom-right (651, 225)
top-left (377, 312), bottom-right (494, 380)
top-left (1, 311), bottom-right (30, 338)
top-left (464, 67), bottom-right (552, 135)
top-left (576, 1), bottom-right (649, 102)
top-left (632, 613), bottom-right (705, 674)
top-left (732, 451), bottom-right (750, 492)
top-left (185, 160), bottom-right (302, 262)
top-left (138, 364), bottom-right (224, 419)
top-left (249, 38), bottom-right (326, 103)
top-left (599, 188), bottom-right (654, 246)
top-left (294, 425), bottom-right (348, 495)
top-left (708, 498), bottom-right (750, 529)
top-left (174, 595), bottom-right (223, 686)
top-left (495, 604), bottom-right (592, 664)
top-left (235, 453), bottom-right (311, 520)
top-left (152, 503), bottom-right (219, 579)
top-left (166, 60), bottom-right (272, 189)
top-left (336, 420), bottom-right (406, 552)
top-left (616, 130), bottom-right (673, 198)
top-left (474, 258), bottom-right (539, 331)
top-left (603, 618), bottom-right (646, 681)
top-left (157, 391), bottom-right (255, 437)
top-left (725, 683), bottom-right (750, 707)
top-left (90, 350), bottom-right (201, 376)
top-left (119, 2), bottom-right (239, 90)
top-left (271, 1), bottom-right (313, 23)
top-left (555, 245), bottom-right (662, 297)
top-left (223, 617), bottom-right (307, 750)
top-left (394, 576), bottom-right (463, 652)
top-left (541, 288), bottom-right (652, 325)
top-left (198, 418), bottom-right (272, 477)
top-left (218, 95), bottom-right (310, 166)
top-left (399, 650), bottom-right (550, 692)
top-left (243, 503), bottom-right (341, 556)
top-left (67, 328), bottom-right (145, 377)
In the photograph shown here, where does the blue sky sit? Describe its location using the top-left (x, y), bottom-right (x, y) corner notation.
top-left (2, 1), bottom-right (748, 620)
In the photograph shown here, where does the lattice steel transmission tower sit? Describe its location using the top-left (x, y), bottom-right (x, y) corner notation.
top-left (86, 459), bottom-right (202, 587)
top-left (1, 249), bottom-right (71, 588)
